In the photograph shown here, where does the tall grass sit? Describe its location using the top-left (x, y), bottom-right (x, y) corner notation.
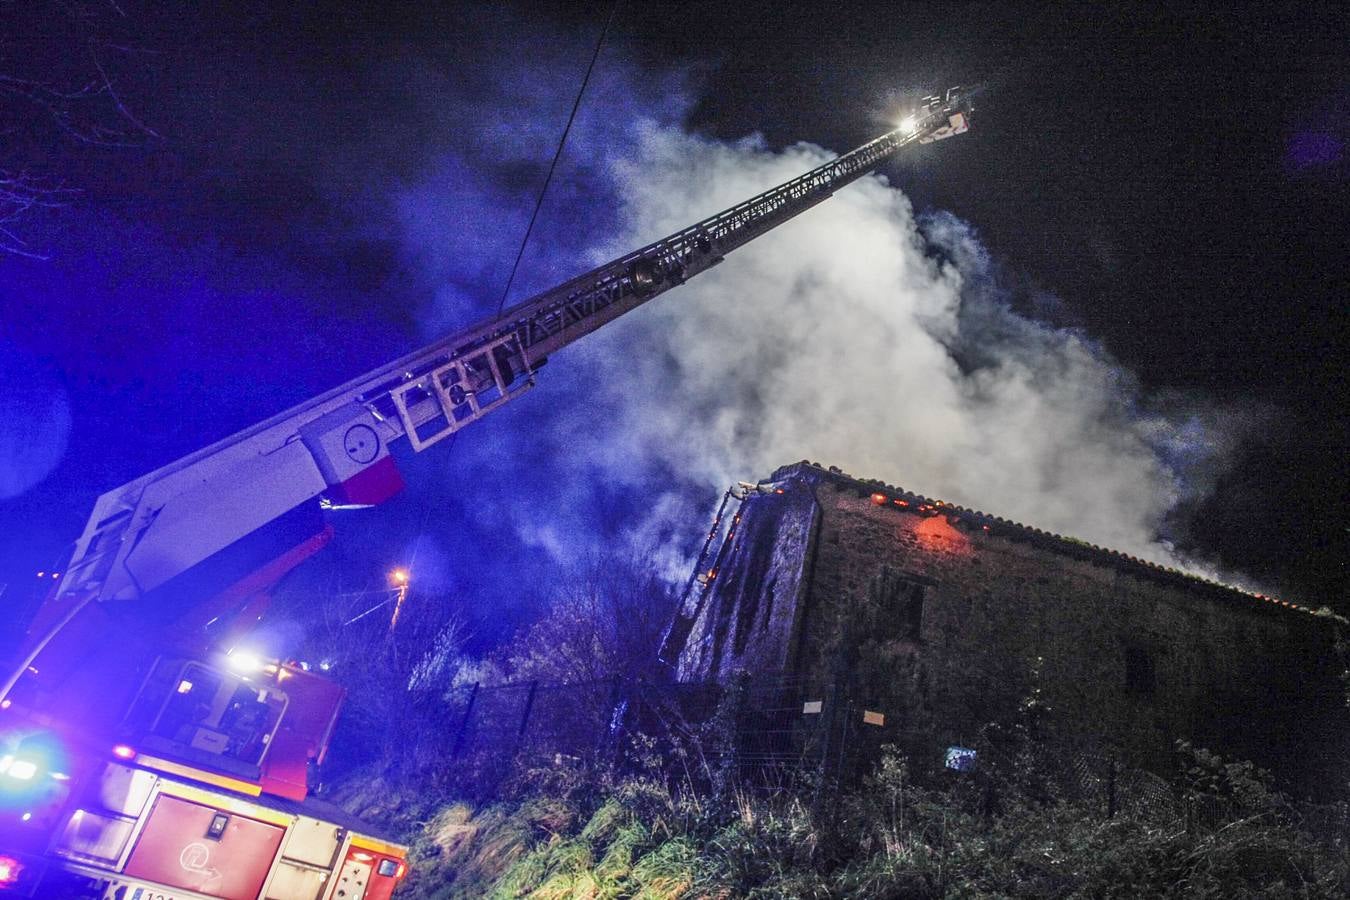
top-left (390, 738), bottom-right (1349, 899)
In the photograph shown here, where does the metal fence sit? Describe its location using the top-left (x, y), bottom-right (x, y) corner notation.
top-left (327, 672), bottom-right (1349, 848)
top-left (336, 674), bottom-right (1122, 800)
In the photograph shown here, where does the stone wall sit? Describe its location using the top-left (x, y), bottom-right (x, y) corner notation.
top-left (674, 478), bottom-right (818, 683)
top-left (673, 462), bottom-right (1347, 791)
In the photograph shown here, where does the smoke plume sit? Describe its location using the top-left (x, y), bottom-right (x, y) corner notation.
top-left (0, 11), bottom-right (1267, 644)
top-left (556, 125), bottom-right (1236, 570)
top-left (395, 114), bottom-right (1237, 584)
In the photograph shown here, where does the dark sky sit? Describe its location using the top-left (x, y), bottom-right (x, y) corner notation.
top-left (1, 1), bottom-right (1345, 644)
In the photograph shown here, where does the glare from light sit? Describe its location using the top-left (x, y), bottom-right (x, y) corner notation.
top-left (389, 567), bottom-right (410, 586)
top-left (227, 649), bottom-right (263, 673)
top-left (19, 812), bottom-right (30, 822)
top-left (111, 745), bottom-right (135, 760)
top-left (176, 679), bottom-right (194, 694)
top-left (6, 760), bottom-right (37, 781)
top-left (900, 115), bottom-right (918, 133)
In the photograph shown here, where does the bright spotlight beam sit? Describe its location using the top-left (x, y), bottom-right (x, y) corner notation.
top-left (226, 649), bottom-right (263, 673)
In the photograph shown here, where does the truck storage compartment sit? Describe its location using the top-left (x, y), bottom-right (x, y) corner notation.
top-left (122, 794), bottom-right (284, 900)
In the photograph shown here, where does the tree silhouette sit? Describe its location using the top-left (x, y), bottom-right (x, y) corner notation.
top-left (1, 1), bottom-right (157, 256)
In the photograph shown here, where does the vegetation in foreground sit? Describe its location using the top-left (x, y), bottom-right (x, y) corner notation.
top-left (369, 733), bottom-right (1348, 900)
top-left (301, 562), bottom-right (1350, 898)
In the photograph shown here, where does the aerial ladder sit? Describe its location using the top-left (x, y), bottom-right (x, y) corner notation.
top-left (0, 89), bottom-right (972, 899)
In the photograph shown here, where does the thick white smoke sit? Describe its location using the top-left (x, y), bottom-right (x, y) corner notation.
top-left (366, 30), bottom-right (1243, 593)
top-left (552, 124), bottom-right (1231, 570)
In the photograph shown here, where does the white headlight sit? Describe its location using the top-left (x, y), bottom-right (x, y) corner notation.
top-left (228, 649), bottom-right (263, 673)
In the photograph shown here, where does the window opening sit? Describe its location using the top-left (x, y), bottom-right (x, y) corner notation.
top-left (874, 568), bottom-right (928, 641)
top-left (124, 659), bottom-right (287, 769)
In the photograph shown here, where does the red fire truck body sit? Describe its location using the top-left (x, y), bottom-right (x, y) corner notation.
top-left (0, 651), bottom-right (408, 898)
top-left (43, 763), bottom-right (405, 900)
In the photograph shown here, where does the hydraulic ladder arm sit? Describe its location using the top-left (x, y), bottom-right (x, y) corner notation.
top-left (10, 88), bottom-right (974, 692)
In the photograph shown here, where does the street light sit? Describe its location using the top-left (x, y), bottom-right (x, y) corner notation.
top-left (388, 568), bottom-right (411, 631)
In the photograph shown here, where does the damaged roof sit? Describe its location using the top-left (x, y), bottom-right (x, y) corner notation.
top-left (769, 461), bottom-right (1342, 624)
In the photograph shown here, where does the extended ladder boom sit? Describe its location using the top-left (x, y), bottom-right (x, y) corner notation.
top-left (39, 88), bottom-right (974, 628)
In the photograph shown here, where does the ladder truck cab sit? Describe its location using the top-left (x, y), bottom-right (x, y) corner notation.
top-left (0, 648), bottom-right (408, 900)
top-left (0, 89), bottom-right (972, 899)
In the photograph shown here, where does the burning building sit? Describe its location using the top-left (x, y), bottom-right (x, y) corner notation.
top-left (665, 461), bottom-right (1347, 790)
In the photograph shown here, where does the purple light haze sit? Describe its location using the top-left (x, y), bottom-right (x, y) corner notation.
top-left (1286, 130), bottom-right (1343, 169)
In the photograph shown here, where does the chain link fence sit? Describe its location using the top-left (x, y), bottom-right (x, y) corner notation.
top-left (328, 672), bottom-right (1349, 848)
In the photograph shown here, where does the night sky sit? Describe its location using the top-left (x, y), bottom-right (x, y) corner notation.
top-left (1, 1), bottom-right (1345, 651)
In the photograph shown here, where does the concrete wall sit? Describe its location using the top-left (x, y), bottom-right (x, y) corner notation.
top-left (674, 463), bottom-right (1347, 789)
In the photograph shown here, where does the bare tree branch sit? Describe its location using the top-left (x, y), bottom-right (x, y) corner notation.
top-left (0, 169), bottom-right (77, 256)
top-left (0, 0), bottom-right (158, 254)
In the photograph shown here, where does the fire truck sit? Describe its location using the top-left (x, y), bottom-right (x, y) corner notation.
top-left (0, 90), bottom-right (973, 899)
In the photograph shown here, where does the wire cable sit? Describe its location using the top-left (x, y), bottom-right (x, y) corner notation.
top-left (399, 3), bottom-right (619, 531)
top-left (494, 0), bottom-right (620, 318)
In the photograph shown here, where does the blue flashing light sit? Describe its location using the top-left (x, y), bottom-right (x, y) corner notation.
top-left (0, 730), bottom-right (70, 812)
